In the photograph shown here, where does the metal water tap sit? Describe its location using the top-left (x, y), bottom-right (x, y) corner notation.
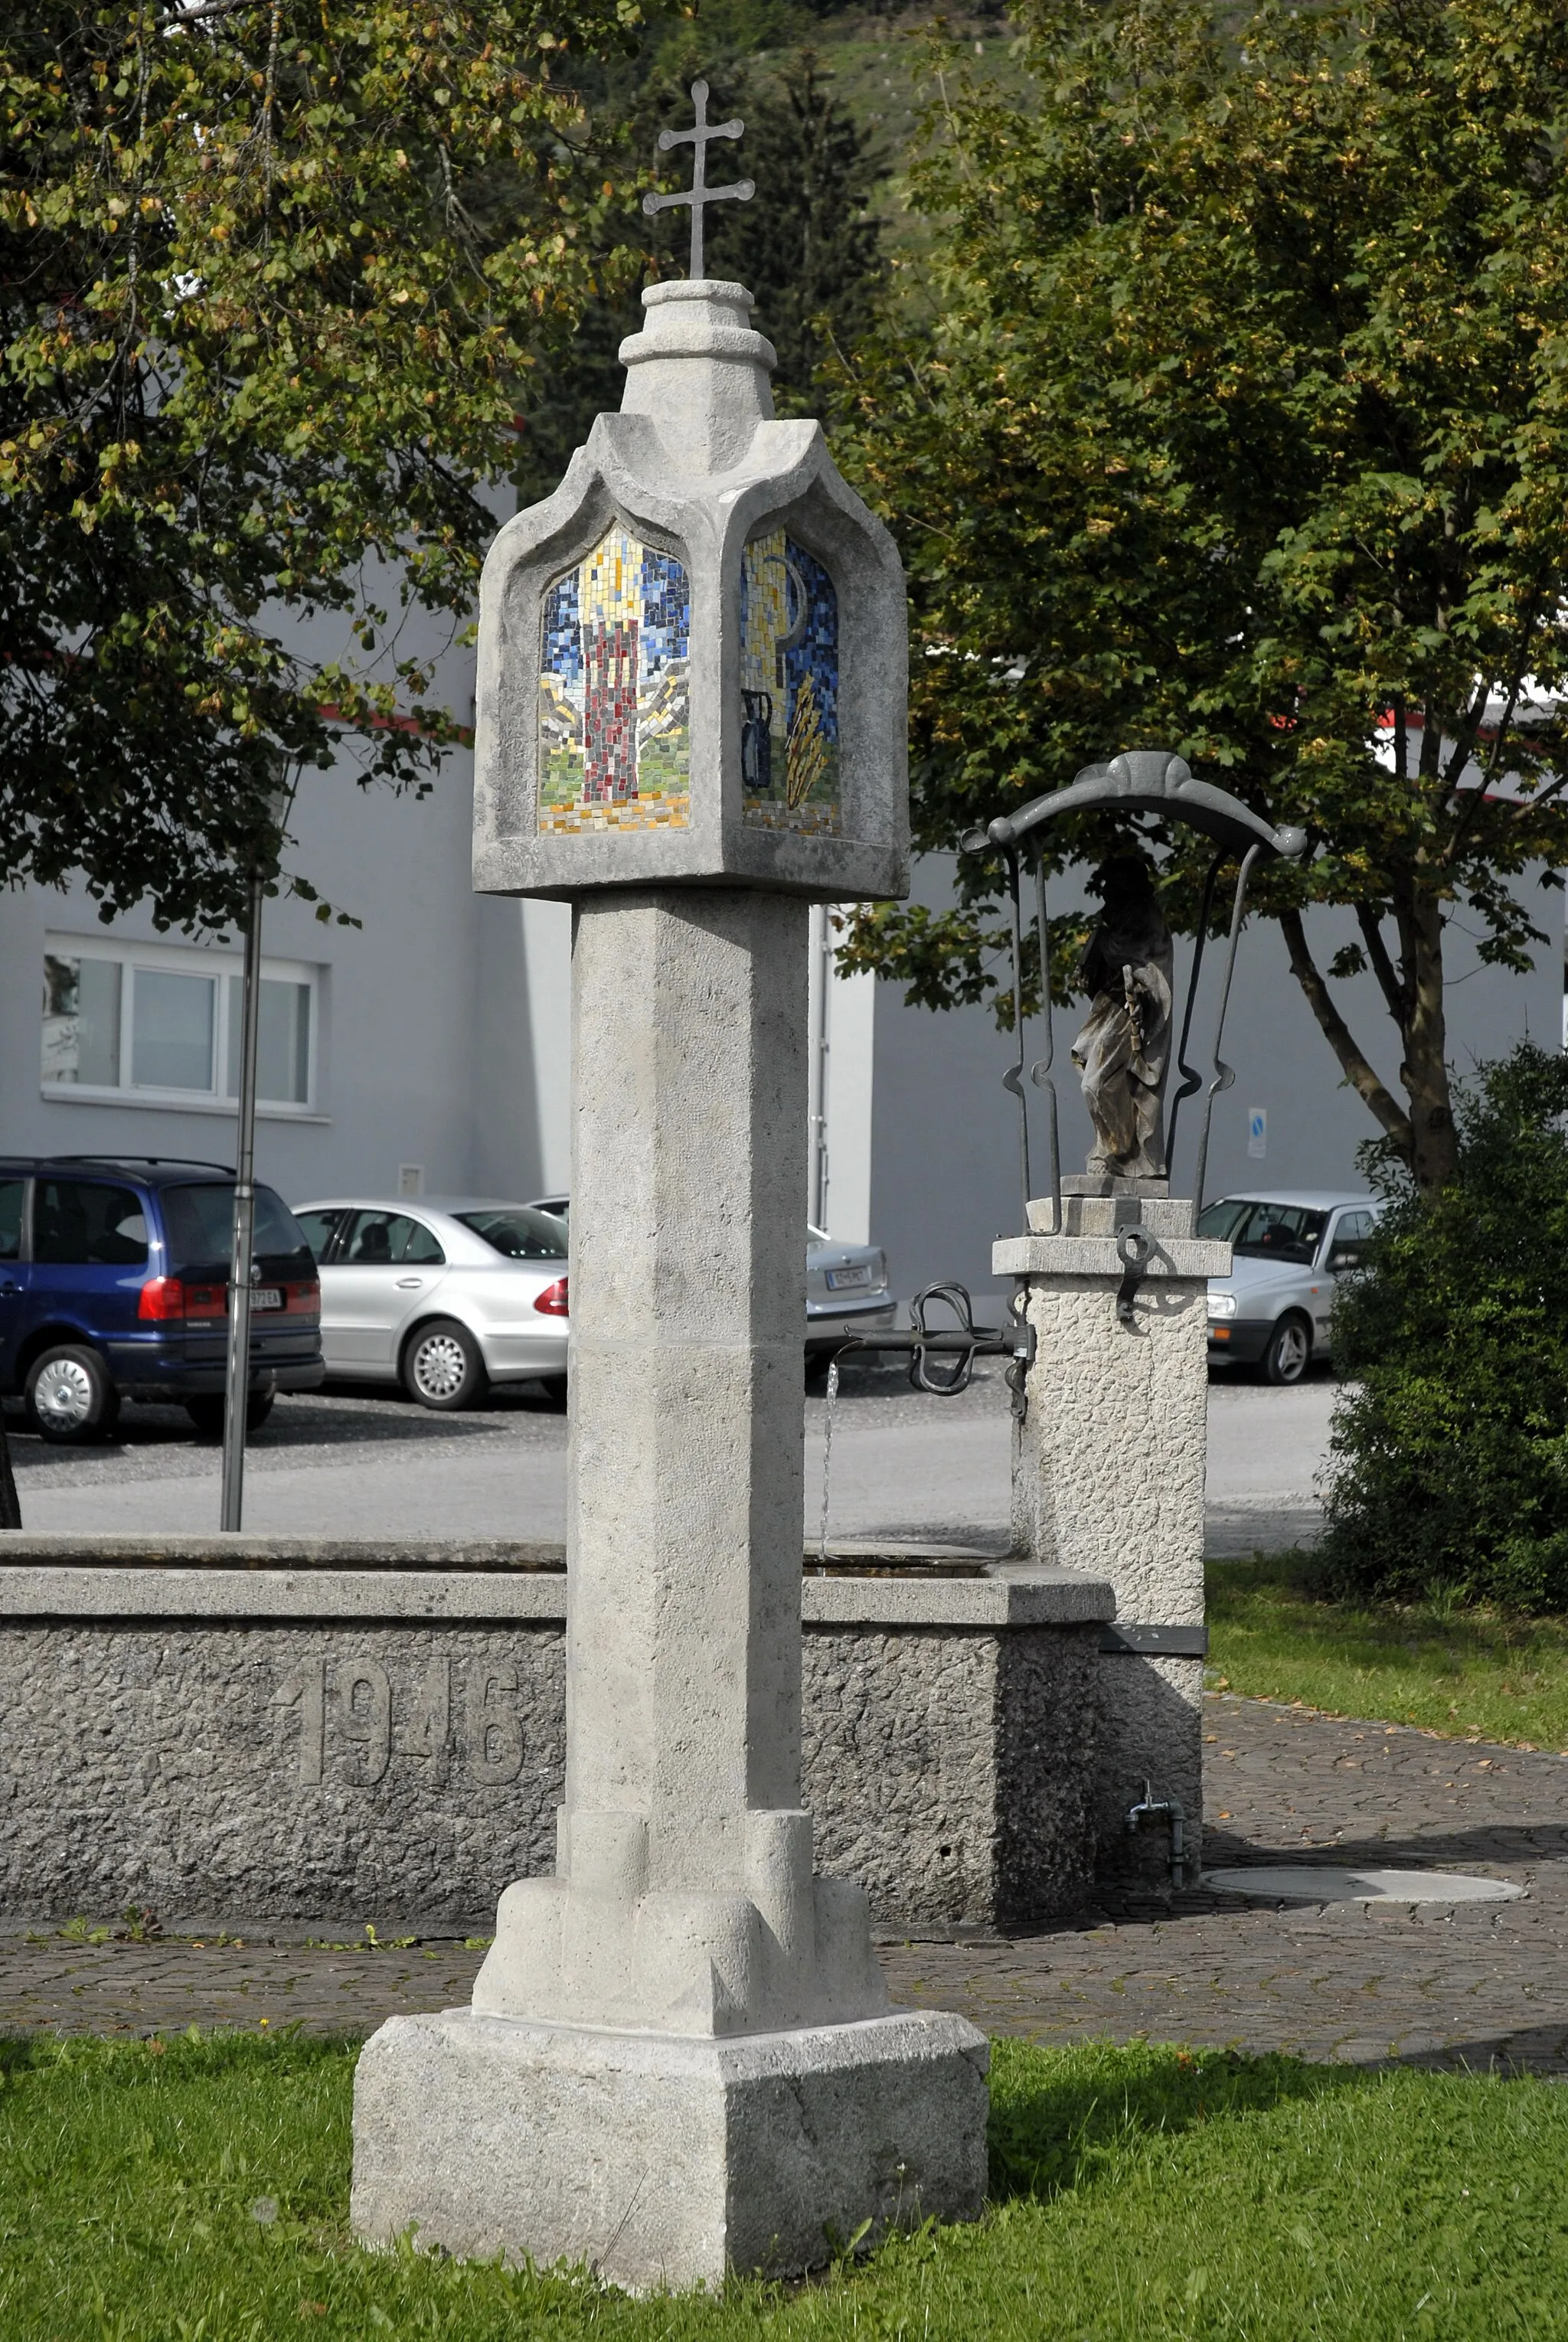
top-left (1125, 1779), bottom-right (1187, 1890)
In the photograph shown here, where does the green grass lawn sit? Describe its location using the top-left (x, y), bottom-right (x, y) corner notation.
top-left (1207, 1552), bottom-right (1568, 1749)
top-left (4, 2030), bottom-right (1567, 2340)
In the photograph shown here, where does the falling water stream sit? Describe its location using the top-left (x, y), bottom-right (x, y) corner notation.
top-left (816, 1357), bottom-right (840, 1565)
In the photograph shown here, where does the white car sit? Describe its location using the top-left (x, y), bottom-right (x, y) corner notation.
top-left (1197, 1189), bottom-right (1384, 1383)
top-left (292, 1197), bottom-right (569, 1408)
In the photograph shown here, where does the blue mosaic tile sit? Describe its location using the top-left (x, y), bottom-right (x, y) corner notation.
top-left (740, 534), bottom-right (841, 835)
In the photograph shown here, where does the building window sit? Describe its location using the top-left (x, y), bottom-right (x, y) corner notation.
top-left (132, 968), bottom-right (215, 1093)
top-left (224, 975), bottom-right (312, 1107)
top-left (42, 937), bottom-right (320, 1114)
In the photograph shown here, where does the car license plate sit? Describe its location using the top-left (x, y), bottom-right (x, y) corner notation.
top-left (253, 1288), bottom-right (284, 1311)
top-left (825, 1265), bottom-right (871, 1291)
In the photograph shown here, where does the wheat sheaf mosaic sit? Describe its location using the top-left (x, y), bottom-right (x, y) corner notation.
top-left (538, 528), bottom-right (691, 833)
top-left (740, 533), bottom-right (841, 836)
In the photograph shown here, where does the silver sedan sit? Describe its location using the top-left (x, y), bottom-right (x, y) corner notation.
top-left (525, 1196), bottom-right (896, 1360)
top-left (292, 1197), bottom-right (569, 1409)
top-left (804, 1223), bottom-right (897, 1359)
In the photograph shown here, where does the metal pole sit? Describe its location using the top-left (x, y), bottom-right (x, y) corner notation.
top-left (1191, 843), bottom-right (1263, 1217)
top-left (1028, 853), bottom-right (1060, 1234)
top-left (220, 867), bottom-right (264, 1532)
top-left (1002, 847), bottom-right (1032, 1222)
top-left (1164, 852), bottom-right (1224, 1184)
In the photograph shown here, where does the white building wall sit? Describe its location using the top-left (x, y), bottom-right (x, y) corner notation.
top-left (821, 952), bottom-right (876, 1246)
top-left (0, 748), bottom-right (484, 1207)
top-left (471, 897), bottom-right (573, 1201)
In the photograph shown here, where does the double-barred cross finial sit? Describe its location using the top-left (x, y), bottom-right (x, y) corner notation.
top-left (642, 80), bottom-right (755, 281)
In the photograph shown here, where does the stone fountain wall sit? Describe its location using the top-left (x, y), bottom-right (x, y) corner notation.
top-left (0, 1537), bottom-right (1110, 1934)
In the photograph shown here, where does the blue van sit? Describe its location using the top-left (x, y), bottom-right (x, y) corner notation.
top-left (0, 1156), bottom-right (324, 1443)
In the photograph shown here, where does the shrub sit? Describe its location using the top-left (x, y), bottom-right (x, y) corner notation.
top-left (1323, 1042), bottom-right (1568, 1611)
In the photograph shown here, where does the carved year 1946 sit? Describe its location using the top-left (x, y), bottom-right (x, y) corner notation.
top-left (272, 1656), bottom-right (524, 1788)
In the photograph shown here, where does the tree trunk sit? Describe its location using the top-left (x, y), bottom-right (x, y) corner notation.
top-left (1277, 907), bottom-right (1413, 1160)
top-left (1276, 893), bottom-right (1457, 1200)
top-left (1396, 875), bottom-right (1458, 1197)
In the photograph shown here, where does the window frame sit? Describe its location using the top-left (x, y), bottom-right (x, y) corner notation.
top-left (41, 933), bottom-right (323, 1119)
top-left (31, 1175), bottom-right (152, 1269)
top-left (296, 1207), bottom-right (351, 1266)
top-left (1325, 1207), bottom-right (1377, 1269)
top-left (334, 1209), bottom-right (447, 1268)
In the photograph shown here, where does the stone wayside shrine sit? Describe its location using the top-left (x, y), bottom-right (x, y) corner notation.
top-left (350, 91), bottom-right (989, 2287)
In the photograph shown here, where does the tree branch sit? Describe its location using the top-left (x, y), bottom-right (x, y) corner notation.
top-left (1507, 766), bottom-right (1568, 826)
top-left (1437, 680), bottom-right (1490, 799)
top-left (1279, 907), bottom-right (1412, 1158)
top-left (1355, 902), bottom-right (1411, 1027)
top-left (156, 0), bottom-right (260, 24)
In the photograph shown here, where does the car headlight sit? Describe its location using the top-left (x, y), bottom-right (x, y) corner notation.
top-left (1207, 1292), bottom-right (1237, 1319)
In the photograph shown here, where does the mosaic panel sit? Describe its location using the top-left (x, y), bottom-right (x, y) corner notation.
top-left (739, 534), bottom-right (841, 835)
top-left (538, 528), bottom-right (691, 832)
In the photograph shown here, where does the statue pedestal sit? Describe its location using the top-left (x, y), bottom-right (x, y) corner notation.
top-left (995, 1196), bottom-right (1231, 1897)
top-left (351, 2008), bottom-right (986, 2291)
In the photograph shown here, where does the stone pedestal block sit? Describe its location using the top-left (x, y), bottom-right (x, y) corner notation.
top-left (351, 2007), bottom-right (988, 2291)
top-left (995, 1194), bottom-right (1230, 1893)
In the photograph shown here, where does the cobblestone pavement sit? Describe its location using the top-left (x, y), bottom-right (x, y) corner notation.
top-left (5, 1692), bottom-right (1560, 2068)
top-left (886, 1694), bottom-right (1568, 2073)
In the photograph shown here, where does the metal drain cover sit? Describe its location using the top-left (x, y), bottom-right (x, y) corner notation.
top-left (1204, 1866), bottom-right (1524, 1904)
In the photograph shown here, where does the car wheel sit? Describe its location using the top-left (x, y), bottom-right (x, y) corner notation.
top-left (185, 1390), bottom-right (275, 1438)
top-left (1261, 1313), bottom-right (1312, 1386)
top-left (403, 1318), bottom-right (487, 1410)
top-left (25, 1344), bottom-right (120, 1444)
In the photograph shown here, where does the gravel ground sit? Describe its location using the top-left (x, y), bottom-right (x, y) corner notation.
top-left (2, 1382), bottom-right (568, 1489)
top-left (2, 1360), bottom-right (1336, 1548)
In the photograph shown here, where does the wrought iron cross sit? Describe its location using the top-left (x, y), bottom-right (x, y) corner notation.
top-left (642, 80), bottom-right (755, 280)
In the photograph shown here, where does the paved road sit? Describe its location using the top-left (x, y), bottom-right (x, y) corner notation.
top-left (3, 1364), bottom-right (1335, 1550)
top-left (6, 1694), bottom-right (1560, 2072)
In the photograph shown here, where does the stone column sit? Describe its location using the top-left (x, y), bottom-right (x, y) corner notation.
top-left (469, 886), bottom-right (895, 2034)
top-left (350, 272), bottom-right (986, 2290)
top-left (995, 1187), bottom-right (1230, 1896)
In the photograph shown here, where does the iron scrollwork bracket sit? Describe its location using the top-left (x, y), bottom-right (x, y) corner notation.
top-left (823, 1280), bottom-right (1011, 1396)
top-left (908, 1280), bottom-right (991, 1395)
top-left (1115, 1226), bottom-right (1155, 1328)
top-left (1004, 1285), bottom-right (1037, 1423)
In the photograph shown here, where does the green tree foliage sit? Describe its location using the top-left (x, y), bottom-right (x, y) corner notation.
top-left (1325, 1044), bottom-right (1568, 1611)
top-left (0, 0), bottom-right (641, 932)
top-left (513, 48), bottom-right (886, 502)
top-left (701, 53), bottom-right (884, 395)
top-left (831, 0), bottom-right (1568, 1195)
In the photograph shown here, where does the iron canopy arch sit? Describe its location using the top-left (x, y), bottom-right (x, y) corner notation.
top-left (962, 751), bottom-right (1308, 1228)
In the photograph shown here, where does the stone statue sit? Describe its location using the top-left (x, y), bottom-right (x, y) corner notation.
top-left (1071, 857), bottom-right (1173, 1181)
